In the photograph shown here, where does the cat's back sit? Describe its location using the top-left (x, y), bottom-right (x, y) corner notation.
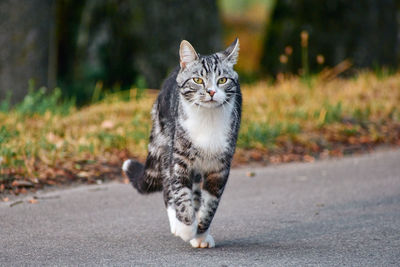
top-left (154, 66), bottom-right (180, 124)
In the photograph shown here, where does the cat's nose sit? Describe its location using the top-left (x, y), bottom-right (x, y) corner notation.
top-left (207, 89), bottom-right (216, 97)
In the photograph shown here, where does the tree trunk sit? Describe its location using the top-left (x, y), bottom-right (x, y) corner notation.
top-left (57, 0), bottom-right (222, 105)
top-left (0, 0), bottom-right (56, 104)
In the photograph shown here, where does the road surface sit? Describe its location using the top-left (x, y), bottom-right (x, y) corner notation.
top-left (1, 149), bottom-right (400, 266)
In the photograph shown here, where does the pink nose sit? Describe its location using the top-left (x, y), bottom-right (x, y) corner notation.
top-left (208, 90), bottom-right (215, 97)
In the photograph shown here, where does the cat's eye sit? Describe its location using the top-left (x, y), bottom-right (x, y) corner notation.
top-left (218, 77), bottom-right (228, 84)
top-left (193, 78), bottom-right (204, 84)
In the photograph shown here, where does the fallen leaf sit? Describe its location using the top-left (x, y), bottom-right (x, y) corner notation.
top-left (249, 151), bottom-right (263, 161)
top-left (360, 136), bottom-right (371, 144)
top-left (303, 155), bottom-right (315, 163)
top-left (28, 199), bottom-right (38, 204)
top-left (19, 188), bottom-right (28, 194)
top-left (10, 200), bottom-right (23, 207)
top-left (348, 137), bottom-right (358, 144)
top-left (270, 156), bottom-right (282, 164)
top-left (246, 171), bottom-right (256, 177)
top-left (33, 195), bottom-right (60, 200)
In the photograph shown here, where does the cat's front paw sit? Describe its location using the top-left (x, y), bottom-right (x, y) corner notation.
top-left (167, 206), bottom-right (197, 241)
top-left (173, 220), bottom-right (197, 242)
top-left (190, 234), bottom-right (215, 248)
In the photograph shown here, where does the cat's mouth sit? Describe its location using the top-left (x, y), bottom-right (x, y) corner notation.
top-left (205, 96), bottom-right (219, 103)
top-left (197, 100), bottom-right (224, 108)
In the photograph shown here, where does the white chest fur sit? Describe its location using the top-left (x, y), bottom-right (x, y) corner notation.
top-left (180, 100), bottom-right (233, 157)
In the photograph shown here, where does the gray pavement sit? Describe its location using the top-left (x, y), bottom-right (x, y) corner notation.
top-left (1, 149), bottom-right (400, 266)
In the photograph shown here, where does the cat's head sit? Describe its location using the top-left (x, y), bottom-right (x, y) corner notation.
top-left (176, 39), bottom-right (239, 108)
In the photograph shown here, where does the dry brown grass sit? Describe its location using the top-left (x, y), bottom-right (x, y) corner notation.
top-left (1, 72), bottom-right (400, 193)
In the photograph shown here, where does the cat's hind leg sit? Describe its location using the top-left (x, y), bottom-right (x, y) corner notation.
top-left (123, 125), bottom-right (166, 194)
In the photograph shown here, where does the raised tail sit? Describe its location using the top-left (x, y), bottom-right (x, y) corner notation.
top-left (122, 159), bottom-right (163, 194)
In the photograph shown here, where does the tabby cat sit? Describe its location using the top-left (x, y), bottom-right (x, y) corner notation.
top-left (123, 39), bottom-right (241, 248)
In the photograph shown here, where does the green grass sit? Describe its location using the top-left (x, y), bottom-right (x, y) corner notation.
top-left (238, 122), bottom-right (300, 149)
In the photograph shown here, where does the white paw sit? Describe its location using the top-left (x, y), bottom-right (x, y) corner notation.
top-left (174, 220), bottom-right (197, 242)
top-left (167, 206), bottom-right (197, 242)
top-left (190, 234), bottom-right (215, 248)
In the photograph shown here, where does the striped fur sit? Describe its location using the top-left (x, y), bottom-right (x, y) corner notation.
top-left (123, 39), bottom-right (241, 248)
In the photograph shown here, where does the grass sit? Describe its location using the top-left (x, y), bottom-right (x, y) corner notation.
top-left (237, 71), bottom-right (400, 161)
top-left (1, 71), bottom-right (400, 193)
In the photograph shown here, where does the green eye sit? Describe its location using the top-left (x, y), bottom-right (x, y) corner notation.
top-left (193, 78), bottom-right (204, 84)
top-left (218, 77), bottom-right (227, 84)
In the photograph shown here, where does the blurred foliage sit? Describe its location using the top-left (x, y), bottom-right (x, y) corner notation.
top-left (261, 0), bottom-right (399, 76)
top-left (15, 81), bottom-right (75, 116)
top-left (0, 80), bottom-right (75, 116)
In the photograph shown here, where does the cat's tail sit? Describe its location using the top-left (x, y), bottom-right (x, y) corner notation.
top-left (122, 159), bottom-right (163, 194)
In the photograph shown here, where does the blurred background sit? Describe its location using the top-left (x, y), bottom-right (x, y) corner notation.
top-left (1, 0), bottom-right (400, 192)
top-left (1, 0), bottom-right (399, 105)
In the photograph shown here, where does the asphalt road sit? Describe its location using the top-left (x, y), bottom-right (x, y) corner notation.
top-left (1, 149), bottom-right (400, 266)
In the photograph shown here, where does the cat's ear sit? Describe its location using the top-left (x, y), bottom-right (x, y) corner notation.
top-left (222, 38), bottom-right (240, 66)
top-left (179, 40), bottom-right (199, 69)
